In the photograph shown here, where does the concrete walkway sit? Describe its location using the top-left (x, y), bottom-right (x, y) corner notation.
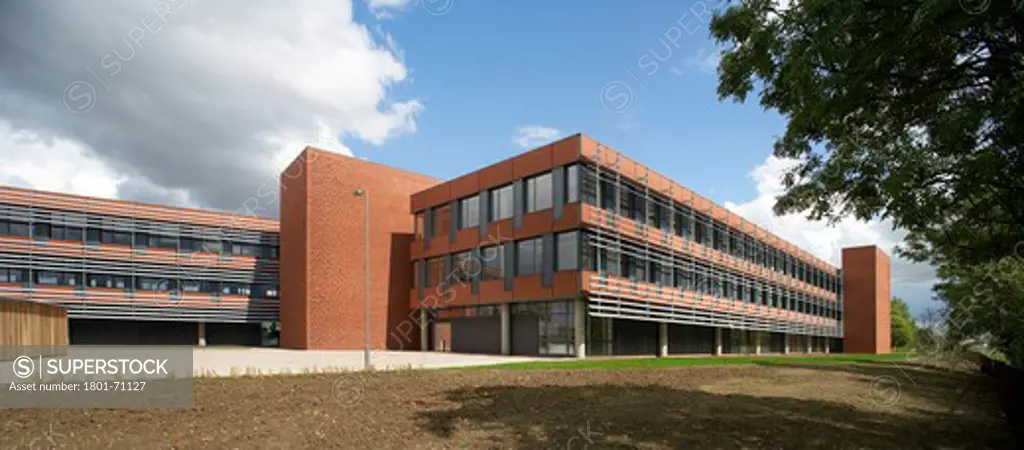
top-left (192, 348), bottom-right (543, 377)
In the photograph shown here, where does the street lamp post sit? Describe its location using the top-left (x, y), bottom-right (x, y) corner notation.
top-left (352, 188), bottom-right (371, 370)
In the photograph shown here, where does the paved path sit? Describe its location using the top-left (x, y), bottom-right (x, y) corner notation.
top-left (192, 348), bottom-right (543, 377)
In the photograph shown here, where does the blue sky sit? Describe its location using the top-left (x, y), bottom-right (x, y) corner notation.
top-left (0, 0), bottom-right (938, 317)
top-left (354, 1), bottom-right (775, 205)
top-left (348, 1), bottom-right (938, 316)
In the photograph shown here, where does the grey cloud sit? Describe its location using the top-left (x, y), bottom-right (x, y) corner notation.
top-left (0, 0), bottom-right (418, 215)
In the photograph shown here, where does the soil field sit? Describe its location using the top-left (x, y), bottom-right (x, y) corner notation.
top-left (0, 361), bottom-right (1012, 449)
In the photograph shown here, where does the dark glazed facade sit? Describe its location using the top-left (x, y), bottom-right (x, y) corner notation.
top-left (0, 185), bottom-right (280, 345)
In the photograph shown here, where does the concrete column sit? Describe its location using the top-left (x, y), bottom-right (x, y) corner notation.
top-left (714, 327), bottom-right (722, 356)
top-left (574, 297), bottom-right (586, 359)
top-left (806, 336), bottom-right (812, 354)
top-left (825, 338), bottom-right (831, 354)
top-left (783, 333), bottom-right (790, 354)
top-left (198, 321), bottom-right (206, 347)
top-left (754, 332), bottom-right (762, 355)
top-left (500, 303), bottom-right (511, 356)
top-left (658, 322), bottom-right (668, 357)
top-left (420, 309), bottom-right (429, 351)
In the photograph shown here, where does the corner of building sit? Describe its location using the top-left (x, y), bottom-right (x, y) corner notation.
top-left (280, 147), bottom-right (439, 351)
top-left (279, 147), bottom-right (313, 349)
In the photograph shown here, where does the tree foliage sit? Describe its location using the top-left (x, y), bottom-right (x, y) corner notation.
top-left (710, 0), bottom-right (1024, 365)
top-left (890, 297), bottom-right (918, 349)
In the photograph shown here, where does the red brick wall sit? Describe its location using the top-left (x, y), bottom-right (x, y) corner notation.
top-left (279, 147), bottom-right (438, 350)
top-left (278, 149), bottom-right (311, 349)
top-left (842, 246), bottom-right (892, 353)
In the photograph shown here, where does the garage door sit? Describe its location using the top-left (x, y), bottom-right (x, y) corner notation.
top-left (450, 316), bottom-right (501, 354)
top-left (511, 313), bottom-right (539, 355)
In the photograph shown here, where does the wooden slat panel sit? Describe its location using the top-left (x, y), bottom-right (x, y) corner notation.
top-left (0, 298), bottom-right (68, 359)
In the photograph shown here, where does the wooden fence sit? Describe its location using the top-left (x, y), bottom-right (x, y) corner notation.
top-left (0, 298), bottom-right (68, 360)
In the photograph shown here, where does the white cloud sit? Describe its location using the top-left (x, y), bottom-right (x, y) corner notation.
top-left (366, 0), bottom-right (413, 18)
top-left (768, 0), bottom-right (795, 21)
top-left (685, 47), bottom-right (722, 74)
top-left (512, 126), bottom-right (564, 149)
top-left (723, 155), bottom-right (937, 290)
top-left (0, 0), bottom-right (420, 214)
top-left (0, 121), bottom-right (125, 200)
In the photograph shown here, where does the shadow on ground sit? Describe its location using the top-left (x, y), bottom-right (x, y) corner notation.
top-left (416, 364), bottom-right (1012, 449)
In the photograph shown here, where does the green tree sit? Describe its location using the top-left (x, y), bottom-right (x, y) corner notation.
top-left (890, 297), bottom-right (918, 349)
top-left (710, 1), bottom-right (1024, 365)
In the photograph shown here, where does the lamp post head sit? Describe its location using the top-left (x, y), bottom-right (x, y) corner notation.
top-left (352, 188), bottom-right (365, 197)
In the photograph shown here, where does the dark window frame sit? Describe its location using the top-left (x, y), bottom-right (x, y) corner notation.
top-left (555, 231), bottom-right (579, 271)
top-left (489, 184), bottom-right (514, 222)
top-left (524, 172), bottom-right (554, 213)
top-left (457, 195), bottom-right (480, 229)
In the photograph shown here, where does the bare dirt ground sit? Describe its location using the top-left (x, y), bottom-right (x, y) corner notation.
top-left (0, 361), bottom-right (1012, 449)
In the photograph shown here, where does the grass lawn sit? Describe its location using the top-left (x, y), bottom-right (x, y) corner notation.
top-left (0, 358), bottom-right (1011, 449)
top-left (465, 352), bottom-right (913, 370)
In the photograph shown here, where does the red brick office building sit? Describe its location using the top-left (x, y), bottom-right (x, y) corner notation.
top-left (0, 134), bottom-right (890, 356)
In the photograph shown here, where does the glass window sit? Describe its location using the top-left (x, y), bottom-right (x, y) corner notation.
top-left (181, 238), bottom-right (199, 252)
top-left (151, 235), bottom-right (178, 250)
top-left (426, 257), bottom-right (443, 287)
top-left (481, 245), bottom-right (505, 280)
top-left (555, 231), bottom-right (578, 271)
top-left (489, 184), bottom-right (514, 221)
top-left (8, 221), bottom-right (30, 237)
top-left (8, 269), bottom-right (27, 284)
top-left (654, 202), bottom-right (671, 231)
top-left (713, 225), bottom-right (725, 251)
top-left (633, 192), bottom-right (646, 224)
top-left (648, 262), bottom-right (659, 284)
top-left (65, 226), bottom-right (84, 242)
top-left (621, 254), bottom-right (645, 281)
top-left (600, 180), bottom-right (617, 210)
top-left (695, 216), bottom-right (709, 244)
top-left (28, 270), bottom-right (78, 286)
top-left (32, 223), bottom-right (51, 239)
top-left (458, 195), bottom-right (480, 229)
top-left (451, 251), bottom-right (475, 284)
top-left (201, 239), bottom-right (224, 253)
top-left (136, 277), bottom-right (171, 291)
top-left (103, 230), bottom-right (131, 246)
top-left (431, 204), bottom-right (451, 237)
top-left (624, 190), bottom-right (645, 223)
top-left (414, 212), bottom-right (425, 240)
top-left (230, 243), bottom-right (261, 256)
top-left (86, 275), bottom-right (129, 289)
top-left (222, 283), bottom-right (252, 296)
top-left (181, 279), bottom-right (201, 292)
top-left (35, 271), bottom-right (61, 285)
top-left (660, 264), bottom-right (673, 287)
top-left (565, 165), bottom-right (580, 203)
top-left (201, 280), bottom-right (221, 293)
top-left (516, 237), bottom-right (544, 276)
top-left (732, 232), bottom-right (743, 257)
top-left (525, 173), bottom-right (553, 213)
